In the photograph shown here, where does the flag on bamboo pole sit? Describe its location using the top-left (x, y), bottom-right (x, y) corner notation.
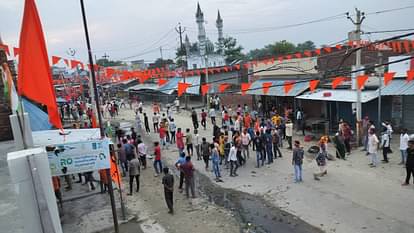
top-left (17, 0), bottom-right (62, 129)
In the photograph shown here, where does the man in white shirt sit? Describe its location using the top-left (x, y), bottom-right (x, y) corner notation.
top-left (241, 129), bottom-right (251, 161)
top-left (228, 144), bottom-right (238, 177)
top-left (382, 121), bottom-right (393, 141)
top-left (137, 139), bottom-right (147, 169)
top-left (285, 120), bottom-right (293, 149)
top-left (400, 128), bottom-right (409, 165)
top-left (209, 108), bottom-right (216, 125)
top-left (174, 98), bottom-right (180, 113)
top-left (368, 129), bottom-right (379, 167)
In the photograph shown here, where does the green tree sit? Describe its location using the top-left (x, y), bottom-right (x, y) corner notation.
top-left (296, 40), bottom-right (316, 52)
top-left (96, 58), bottom-right (125, 67)
top-left (150, 58), bottom-right (174, 69)
top-left (217, 36), bottom-right (245, 64)
top-left (247, 40), bottom-right (316, 60)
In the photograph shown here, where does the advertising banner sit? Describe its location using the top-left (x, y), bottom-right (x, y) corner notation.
top-left (47, 139), bottom-right (110, 176)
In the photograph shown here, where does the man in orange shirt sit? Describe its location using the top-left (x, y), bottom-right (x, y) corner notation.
top-left (243, 112), bottom-right (251, 129)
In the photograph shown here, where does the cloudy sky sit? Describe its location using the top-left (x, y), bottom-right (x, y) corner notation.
top-left (1, 0), bottom-right (413, 64)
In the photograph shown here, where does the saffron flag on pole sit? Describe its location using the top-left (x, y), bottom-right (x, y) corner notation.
top-left (17, 0), bottom-right (62, 129)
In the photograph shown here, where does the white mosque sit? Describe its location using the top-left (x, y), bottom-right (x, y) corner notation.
top-left (185, 3), bottom-right (226, 70)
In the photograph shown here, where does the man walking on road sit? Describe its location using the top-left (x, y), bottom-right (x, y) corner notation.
top-left (128, 154), bottom-right (141, 195)
top-left (175, 152), bottom-right (186, 192)
top-left (400, 129), bottom-right (409, 165)
top-left (201, 109), bottom-right (207, 130)
top-left (285, 119), bottom-right (293, 149)
top-left (181, 156), bottom-right (196, 198)
top-left (402, 136), bottom-right (414, 186)
top-left (162, 167), bottom-right (174, 214)
top-left (228, 144), bottom-right (239, 177)
top-left (191, 107), bottom-right (199, 130)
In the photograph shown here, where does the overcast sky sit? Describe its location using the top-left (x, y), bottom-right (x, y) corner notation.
top-left (1, 0), bottom-right (413, 64)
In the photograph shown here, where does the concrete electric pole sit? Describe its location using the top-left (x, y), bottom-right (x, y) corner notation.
top-left (347, 8), bottom-right (365, 146)
top-left (176, 23), bottom-right (188, 109)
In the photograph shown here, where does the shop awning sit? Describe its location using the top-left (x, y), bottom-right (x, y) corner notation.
top-left (22, 98), bottom-right (52, 131)
top-left (127, 83), bottom-right (159, 92)
top-left (159, 77), bottom-right (180, 95)
top-left (158, 76), bottom-right (201, 95)
top-left (379, 79), bottom-right (414, 96)
top-left (296, 89), bottom-right (378, 103)
top-left (246, 79), bottom-right (309, 97)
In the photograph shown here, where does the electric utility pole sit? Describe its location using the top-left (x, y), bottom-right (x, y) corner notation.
top-left (79, 1), bottom-right (119, 233)
top-left (347, 8), bottom-right (365, 146)
top-left (176, 23), bottom-right (188, 109)
top-left (159, 46), bottom-right (163, 60)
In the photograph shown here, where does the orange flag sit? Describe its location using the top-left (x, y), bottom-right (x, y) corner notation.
top-left (234, 64), bottom-right (241, 70)
top-left (335, 44), bottom-right (343, 50)
top-left (309, 80), bottom-right (319, 92)
top-left (383, 72), bottom-right (395, 86)
top-left (315, 48), bottom-right (321, 55)
top-left (219, 83), bottom-right (230, 93)
top-left (63, 58), bottom-right (69, 67)
top-left (295, 53), bottom-right (302, 59)
top-left (262, 82), bottom-right (272, 95)
top-left (177, 82), bottom-right (191, 96)
top-left (284, 81), bottom-right (295, 94)
top-left (201, 84), bottom-right (209, 96)
top-left (158, 78), bottom-right (168, 86)
top-left (332, 76), bottom-right (346, 89)
top-left (91, 113), bottom-right (98, 128)
top-left (70, 59), bottom-right (80, 69)
top-left (403, 40), bottom-right (410, 53)
top-left (0, 44), bottom-right (10, 56)
top-left (323, 47), bottom-right (332, 53)
top-left (17, 0), bottom-right (62, 129)
top-left (407, 70), bottom-right (414, 82)
top-left (52, 56), bottom-right (61, 65)
top-left (110, 154), bottom-right (121, 188)
top-left (304, 51), bottom-right (312, 57)
top-left (357, 75), bottom-right (369, 90)
top-left (13, 47), bottom-right (19, 57)
top-left (241, 83), bottom-right (251, 96)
